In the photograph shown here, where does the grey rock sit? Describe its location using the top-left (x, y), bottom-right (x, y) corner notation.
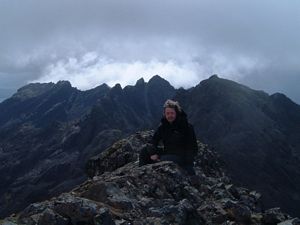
top-left (2, 132), bottom-right (299, 225)
top-left (278, 218), bottom-right (300, 225)
top-left (262, 207), bottom-right (291, 224)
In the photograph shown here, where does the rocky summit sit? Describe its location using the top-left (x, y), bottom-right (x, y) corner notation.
top-left (2, 131), bottom-right (299, 225)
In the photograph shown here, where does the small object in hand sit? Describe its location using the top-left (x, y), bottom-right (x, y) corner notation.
top-left (150, 154), bottom-right (160, 161)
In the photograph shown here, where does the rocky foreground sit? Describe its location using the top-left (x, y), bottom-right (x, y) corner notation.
top-left (1, 131), bottom-right (299, 225)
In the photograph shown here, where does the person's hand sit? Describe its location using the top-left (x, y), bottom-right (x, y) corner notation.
top-left (150, 154), bottom-right (160, 161)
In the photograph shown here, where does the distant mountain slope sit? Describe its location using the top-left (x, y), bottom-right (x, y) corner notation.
top-left (0, 76), bottom-right (175, 218)
top-left (0, 81), bottom-right (111, 127)
top-left (176, 75), bottom-right (300, 216)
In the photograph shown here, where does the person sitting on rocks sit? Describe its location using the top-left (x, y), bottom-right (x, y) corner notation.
top-left (139, 99), bottom-right (198, 175)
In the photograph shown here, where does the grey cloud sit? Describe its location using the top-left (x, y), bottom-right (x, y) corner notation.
top-left (241, 65), bottom-right (300, 104)
top-left (0, 0), bottom-right (299, 103)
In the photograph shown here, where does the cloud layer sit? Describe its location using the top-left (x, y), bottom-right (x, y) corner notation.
top-left (1, 0), bottom-right (300, 103)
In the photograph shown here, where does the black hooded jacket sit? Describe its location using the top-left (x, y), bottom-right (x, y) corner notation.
top-left (150, 111), bottom-right (198, 164)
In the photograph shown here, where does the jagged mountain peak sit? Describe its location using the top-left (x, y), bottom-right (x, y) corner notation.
top-left (208, 74), bottom-right (219, 79)
top-left (11, 80), bottom-right (74, 101)
top-left (112, 83), bottom-right (122, 89)
top-left (98, 83), bottom-right (110, 89)
top-left (148, 74), bottom-right (171, 86)
top-left (84, 83), bottom-right (111, 93)
top-left (12, 82), bottom-right (55, 100)
top-left (135, 77), bottom-right (145, 86)
top-left (199, 75), bottom-right (252, 92)
top-left (192, 75), bottom-right (270, 108)
top-left (270, 92), bottom-right (299, 107)
top-left (55, 80), bottom-right (72, 88)
top-left (110, 83), bottom-right (123, 97)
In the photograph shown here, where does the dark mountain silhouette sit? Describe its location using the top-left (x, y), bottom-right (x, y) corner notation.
top-left (176, 75), bottom-right (300, 216)
top-left (0, 76), bottom-right (175, 218)
top-left (0, 75), bottom-right (299, 218)
top-left (0, 81), bottom-right (110, 127)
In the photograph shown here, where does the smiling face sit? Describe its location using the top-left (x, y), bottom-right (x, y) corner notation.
top-left (164, 107), bottom-right (177, 123)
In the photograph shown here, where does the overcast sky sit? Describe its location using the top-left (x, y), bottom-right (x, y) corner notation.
top-left (1, 0), bottom-right (300, 103)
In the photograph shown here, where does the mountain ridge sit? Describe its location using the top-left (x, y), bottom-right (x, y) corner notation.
top-left (175, 75), bottom-right (300, 216)
top-left (0, 75), bottom-right (299, 218)
top-left (0, 75), bottom-right (175, 217)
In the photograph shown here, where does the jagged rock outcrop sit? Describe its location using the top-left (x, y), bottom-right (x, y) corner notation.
top-left (2, 131), bottom-right (298, 225)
